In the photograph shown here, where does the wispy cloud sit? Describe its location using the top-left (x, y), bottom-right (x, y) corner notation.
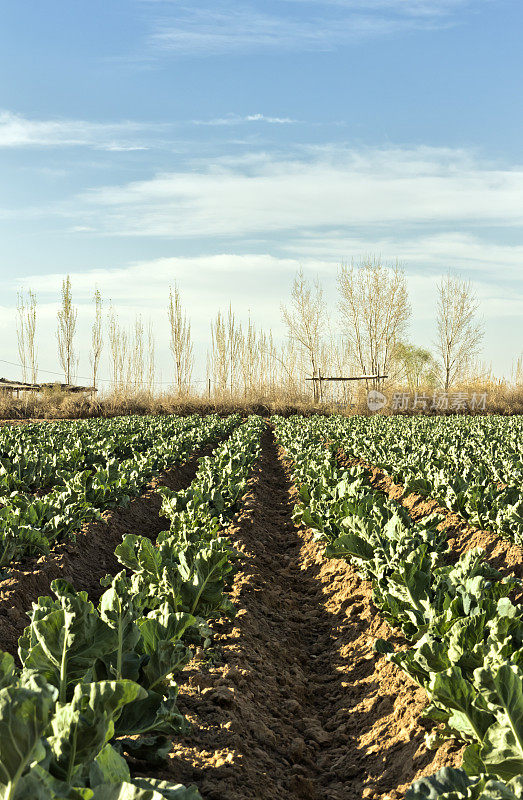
top-left (0, 110), bottom-right (158, 151)
top-left (192, 113), bottom-right (298, 126)
top-left (0, 109), bottom-right (303, 150)
top-left (282, 230), bottom-right (523, 284)
top-left (150, 7), bottom-right (335, 56)
top-left (77, 145), bottom-right (523, 242)
top-left (145, 0), bottom-right (480, 57)
top-left (281, 0), bottom-right (478, 15)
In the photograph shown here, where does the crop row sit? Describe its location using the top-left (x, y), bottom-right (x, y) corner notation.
top-left (0, 415), bottom-right (265, 800)
top-left (0, 414), bottom-right (240, 569)
top-left (322, 414), bottom-right (523, 544)
top-left (0, 416), bottom-right (207, 494)
top-left (274, 415), bottom-right (523, 799)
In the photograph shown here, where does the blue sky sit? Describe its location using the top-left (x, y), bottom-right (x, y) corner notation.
top-left (1, 0), bottom-right (522, 387)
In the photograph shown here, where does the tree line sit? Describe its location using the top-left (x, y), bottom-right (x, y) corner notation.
top-left (15, 259), bottom-right (485, 400)
top-left (281, 259), bottom-right (484, 400)
top-left (16, 281), bottom-right (193, 396)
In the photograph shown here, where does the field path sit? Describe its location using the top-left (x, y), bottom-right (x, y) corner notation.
top-left (160, 428), bottom-right (460, 800)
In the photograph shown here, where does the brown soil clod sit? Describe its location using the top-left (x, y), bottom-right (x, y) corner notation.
top-left (151, 429), bottom-right (461, 800)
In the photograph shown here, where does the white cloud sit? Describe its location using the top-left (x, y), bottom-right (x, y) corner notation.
top-left (192, 113), bottom-right (298, 126)
top-left (78, 145), bottom-right (523, 245)
top-left (282, 231), bottom-right (523, 281)
top-left (16, 254), bottom-right (302, 306)
top-left (0, 110), bottom-right (158, 150)
top-left (281, 0), bottom-right (477, 14)
top-left (150, 7), bottom-right (331, 56)
top-left (17, 252), bottom-right (521, 347)
top-left (0, 109), bottom-right (301, 152)
top-left (149, 6), bottom-right (439, 58)
top-left (146, 0), bottom-right (483, 57)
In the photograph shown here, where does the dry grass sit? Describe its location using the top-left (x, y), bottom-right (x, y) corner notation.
top-left (0, 388), bottom-right (326, 421)
top-left (345, 379), bottom-right (523, 416)
top-left (0, 380), bottom-right (521, 421)
top-left (459, 380), bottom-right (523, 415)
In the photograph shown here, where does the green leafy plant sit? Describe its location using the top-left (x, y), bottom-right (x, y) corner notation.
top-left (274, 414), bottom-right (523, 797)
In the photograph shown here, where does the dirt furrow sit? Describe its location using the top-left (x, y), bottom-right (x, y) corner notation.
top-left (0, 446), bottom-right (215, 656)
top-left (154, 429), bottom-right (460, 800)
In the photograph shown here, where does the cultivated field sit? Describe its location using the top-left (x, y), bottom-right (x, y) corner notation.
top-left (0, 412), bottom-right (522, 799)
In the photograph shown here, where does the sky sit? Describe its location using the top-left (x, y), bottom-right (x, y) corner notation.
top-left (0, 0), bottom-right (522, 388)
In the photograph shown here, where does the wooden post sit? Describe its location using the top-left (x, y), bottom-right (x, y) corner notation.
top-left (208, 378), bottom-right (211, 399)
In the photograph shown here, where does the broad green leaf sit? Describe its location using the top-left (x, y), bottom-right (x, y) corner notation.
top-left (89, 745), bottom-right (130, 788)
top-left (48, 681), bottom-right (145, 785)
top-left (480, 665), bottom-right (523, 780)
top-left (98, 574), bottom-right (141, 682)
top-left (21, 584), bottom-right (119, 703)
top-left (0, 675), bottom-right (57, 800)
top-left (132, 779), bottom-right (202, 800)
top-left (9, 765), bottom-right (91, 799)
top-left (324, 533), bottom-right (374, 561)
top-left (0, 653), bottom-right (15, 690)
top-left (138, 609), bottom-right (193, 691)
top-left (115, 686), bottom-right (186, 739)
top-left (428, 668), bottom-right (494, 741)
top-left (405, 767), bottom-right (484, 799)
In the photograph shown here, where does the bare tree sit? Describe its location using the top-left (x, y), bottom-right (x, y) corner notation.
top-left (436, 273), bottom-right (484, 390)
top-left (209, 308), bottom-right (249, 398)
top-left (281, 268), bottom-right (327, 401)
top-left (108, 306), bottom-right (119, 391)
top-left (236, 318), bottom-right (296, 401)
top-left (334, 338), bottom-right (352, 404)
top-left (337, 257), bottom-right (410, 389)
top-left (227, 305), bottom-right (242, 394)
top-left (107, 306), bottom-right (128, 393)
top-left (25, 291), bottom-right (38, 384)
top-left (131, 314), bottom-right (144, 392)
top-left (89, 288), bottom-right (103, 391)
top-left (56, 276), bottom-right (77, 385)
top-left (146, 318), bottom-right (156, 395)
top-left (258, 329), bottom-right (270, 396)
top-left (168, 285), bottom-right (193, 396)
top-left (239, 315), bottom-right (258, 399)
top-left (209, 311), bottom-right (228, 397)
top-left (280, 338), bottom-right (300, 400)
top-left (16, 292), bottom-right (27, 383)
top-left (512, 355), bottom-right (523, 386)
top-left (16, 290), bottom-right (38, 384)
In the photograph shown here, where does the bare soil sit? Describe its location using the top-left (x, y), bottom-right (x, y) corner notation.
top-left (144, 429), bottom-right (462, 800)
top-left (336, 450), bottom-right (523, 579)
top-left (0, 448), bottom-right (213, 657)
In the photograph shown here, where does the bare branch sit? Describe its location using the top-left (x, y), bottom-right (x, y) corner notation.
top-left (281, 268), bottom-right (327, 401)
top-left (56, 276), bottom-right (77, 385)
top-left (337, 257), bottom-right (410, 389)
top-left (436, 273), bottom-right (484, 390)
